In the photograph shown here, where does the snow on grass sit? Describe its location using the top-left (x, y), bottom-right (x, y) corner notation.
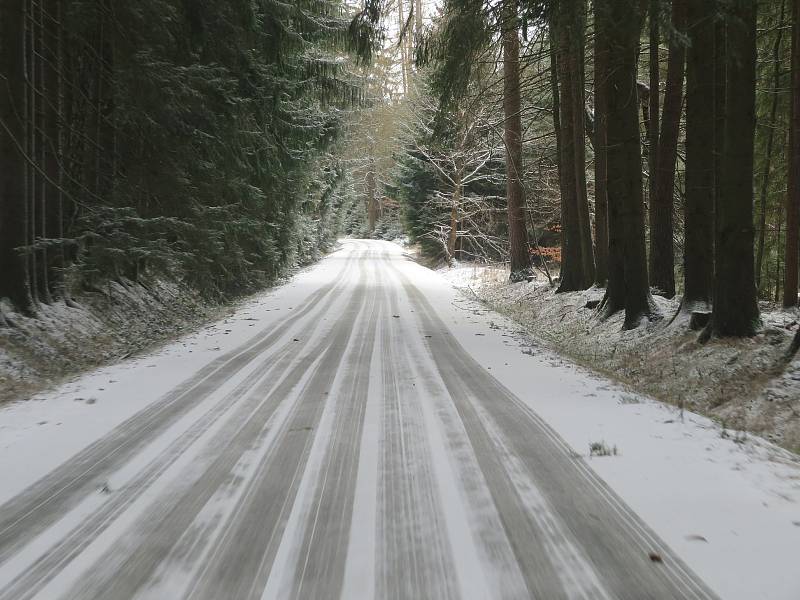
top-left (438, 261), bottom-right (800, 453)
top-left (390, 242), bottom-right (800, 600)
top-left (2, 241), bottom-right (798, 600)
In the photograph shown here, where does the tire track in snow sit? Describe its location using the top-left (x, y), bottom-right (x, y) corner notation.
top-left (0, 245), bottom-right (364, 569)
top-left (372, 269), bottom-right (460, 600)
top-left (259, 251), bottom-right (382, 600)
top-left (0, 251), bottom-right (367, 600)
top-left (58, 251), bottom-right (374, 600)
top-left (379, 257), bottom-right (531, 599)
top-left (0, 241), bottom-right (721, 600)
top-left (389, 252), bottom-right (718, 600)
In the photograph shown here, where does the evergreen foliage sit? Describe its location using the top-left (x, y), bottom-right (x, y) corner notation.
top-left (0, 0), bottom-right (365, 309)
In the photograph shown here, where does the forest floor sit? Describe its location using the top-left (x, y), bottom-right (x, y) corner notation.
top-left (437, 260), bottom-right (800, 455)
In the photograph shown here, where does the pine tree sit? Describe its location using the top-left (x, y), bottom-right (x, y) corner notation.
top-left (784, 0), bottom-right (800, 307)
top-left (599, 0), bottom-right (658, 329)
top-left (503, 0), bottom-right (533, 281)
top-left (683, 0), bottom-right (716, 319)
top-left (554, 0), bottom-right (594, 292)
top-left (0, 0), bottom-right (34, 314)
top-left (649, 0), bottom-right (686, 299)
top-left (593, 0), bottom-right (609, 286)
top-left (705, 0), bottom-right (760, 337)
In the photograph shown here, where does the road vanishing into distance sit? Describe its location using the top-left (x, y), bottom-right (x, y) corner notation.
top-left (0, 241), bottom-right (718, 600)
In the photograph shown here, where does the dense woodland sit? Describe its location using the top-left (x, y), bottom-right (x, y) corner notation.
top-left (384, 0), bottom-right (800, 342)
top-left (1, 0), bottom-right (799, 348)
top-left (0, 0), bottom-right (371, 318)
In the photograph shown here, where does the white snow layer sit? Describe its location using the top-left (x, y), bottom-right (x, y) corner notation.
top-left (0, 240), bottom-right (798, 600)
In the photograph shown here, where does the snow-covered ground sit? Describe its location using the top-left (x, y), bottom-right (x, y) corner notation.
top-left (0, 241), bottom-right (798, 599)
top-left (433, 261), bottom-right (800, 600)
top-left (0, 278), bottom-right (216, 405)
top-left (0, 256), bottom-right (347, 505)
top-left (440, 261), bottom-right (800, 452)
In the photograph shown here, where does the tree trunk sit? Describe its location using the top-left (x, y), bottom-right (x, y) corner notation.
top-left (784, 0), bottom-right (800, 307)
top-left (569, 0), bottom-right (595, 287)
top-left (683, 0), bottom-right (716, 314)
top-left (593, 0), bottom-right (609, 286)
top-left (45, 0), bottom-right (65, 299)
top-left (648, 0), bottom-right (659, 219)
top-left (706, 0), bottom-right (760, 338)
top-left (649, 0), bottom-right (686, 298)
top-left (599, 0), bottom-right (657, 329)
top-left (26, 0), bottom-right (39, 304)
top-left (33, 0), bottom-right (53, 304)
top-left (0, 0), bottom-right (34, 313)
top-left (398, 0), bottom-right (408, 95)
top-left (447, 172), bottom-right (461, 262)
top-left (550, 33), bottom-right (569, 281)
top-left (756, 0), bottom-right (787, 294)
top-left (366, 161), bottom-right (377, 234)
top-left (502, 0), bottom-right (531, 281)
top-left (555, 0), bottom-right (594, 292)
top-left (554, 7), bottom-right (581, 291)
top-left (788, 327), bottom-right (800, 360)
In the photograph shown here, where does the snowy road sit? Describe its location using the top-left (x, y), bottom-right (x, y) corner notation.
top-left (0, 240), bottom-right (734, 599)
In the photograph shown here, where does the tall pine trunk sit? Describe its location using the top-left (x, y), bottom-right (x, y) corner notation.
top-left (555, 0), bottom-right (594, 292)
top-left (649, 0), bottom-right (686, 298)
top-left (706, 0), bottom-right (760, 337)
top-left (683, 0), bottom-right (715, 317)
top-left (502, 0), bottom-right (531, 281)
top-left (593, 1), bottom-right (609, 286)
top-left (599, 0), bottom-right (657, 329)
top-left (44, 0), bottom-right (65, 299)
top-left (756, 0), bottom-right (786, 293)
top-left (0, 0), bottom-right (34, 314)
top-left (367, 160), bottom-right (377, 234)
top-left (553, 6), bottom-right (581, 291)
top-left (648, 0), bottom-right (659, 221)
top-left (784, 0), bottom-right (800, 307)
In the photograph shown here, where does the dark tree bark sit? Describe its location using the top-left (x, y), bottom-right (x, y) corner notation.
top-left (44, 0), bottom-right (65, 298)
top-left (788, 327), bottom-right (800, 361)
top-left (25, 0), bottom-right (39, 304)
top-left (714, 14), bottom-right (726, 226)
top-left (706, 0), bottom-right (760, 338)
top-left (568, 0), bottom-right (595, 287)
top-left (34, 0), bottom-right (52, 304)
top-left (784, 0), bottom-right (800, 307)
top-left (447, 171), bottom-right (461, 262)
top-left (756, 0), bottom-right (786, 294)
top-left (648, 0), bottom-right (659, 218)
top-left (554, 0), bottom-right (594, 292)
top-left (0, 0), bottom-right (34, 313)
top-left (550, 33), bottom-right (569, 280)
top-left (502, 0), bottom-right (531, 281)
top-left (366, 160), bottom-right (377, 234)
top-left (593, 0), bottom-right (609, 286)
top-left (683, 0), bottom-right (716, 315)
top-left (599, 0), bottom-right (657, 329)
top-left (649, 0), bottom-right (686, 298)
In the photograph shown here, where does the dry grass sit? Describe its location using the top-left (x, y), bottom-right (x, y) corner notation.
top-left (0, 279), bottom-right (222, 405)
top-left (457, 267), bottom-right (800, 454)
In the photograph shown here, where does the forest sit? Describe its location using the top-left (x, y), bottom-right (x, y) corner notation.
top-left (0, 0), bottom-right (798, 346)
top-left (383, 0), bottom-right (800, 344)
top-left (0, 0), bottom-right (371, 319)
top-left (1, 2), bottom-right (800, 597)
